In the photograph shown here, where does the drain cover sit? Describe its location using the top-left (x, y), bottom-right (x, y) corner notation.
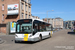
top-left (0, 38), bottom-right (4, 44)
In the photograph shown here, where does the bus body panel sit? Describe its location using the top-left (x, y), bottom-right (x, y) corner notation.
top-left (15, 31), bottom-right (53, 42)
top-left (15, 34), bottom-right (34, 41)
top-left (15, 33), bottom-right (40, 41)
top-left (37, 31), bottom-right (49, 39)
top-left (15, 19), bottom-right (53, 42)
top-left (36, 31), bottom-right (53, 39)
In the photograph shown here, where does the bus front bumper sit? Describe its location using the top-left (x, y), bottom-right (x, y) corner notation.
top-left (15, 37), bottom-right (39, 42)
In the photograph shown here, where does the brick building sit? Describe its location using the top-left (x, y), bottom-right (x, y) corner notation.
top-left (0, 0), bottom-right (31, 34)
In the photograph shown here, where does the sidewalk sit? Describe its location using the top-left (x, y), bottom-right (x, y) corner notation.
top-left (0, 38), bottom-right (5, 44)
top-left (53, 29), bottom-right (64, 33)
top-left (0, 33), bottom-right (6, 35)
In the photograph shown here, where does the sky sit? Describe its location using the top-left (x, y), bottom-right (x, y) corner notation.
top-left (31, 0), bottom-right (75, 21)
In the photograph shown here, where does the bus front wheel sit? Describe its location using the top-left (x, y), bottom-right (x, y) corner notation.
top-left (39, 35), bottom-right (42, 41)
top-left (49, 33), bottom-right (52, 38)
top-left (15, 40), bottom-right (18, 43)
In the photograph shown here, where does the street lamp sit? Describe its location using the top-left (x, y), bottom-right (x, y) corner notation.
top-left (47, 10), bottom-right (54, 22)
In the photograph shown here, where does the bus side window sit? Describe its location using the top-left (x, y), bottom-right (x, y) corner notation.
top-left (22, 27), bottom-right (24, 32)
top-left (33, 24), bottom-right (38, 35)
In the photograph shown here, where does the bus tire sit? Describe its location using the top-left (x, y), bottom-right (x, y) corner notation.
top-left (49, 33), bottom-right (51, 38)
top-left (15, 40), bottom-right (18, 43)
top-left (39, 34), bottom-right (42, 41)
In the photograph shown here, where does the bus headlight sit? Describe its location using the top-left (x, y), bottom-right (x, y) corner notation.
top-left (15, 35), bottom-right (18, 37)
top-left (29, 35), bottom-right (32, 37)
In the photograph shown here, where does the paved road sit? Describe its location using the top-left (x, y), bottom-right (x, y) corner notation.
top-left (0, 29), bottom-right (75, 50)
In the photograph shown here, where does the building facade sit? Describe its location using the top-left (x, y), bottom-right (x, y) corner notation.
top-left (63, 21), bottom-right (66, 29)
top-left (65, 21), bottom-right (74, 29)
top-left (43, 17), bottom-right (63, 29)
top-left (32, 16), bottom-right (40, 19)
top-left (0, 0), bottom-right (31, 33)
top-left (54, 18), bottom-right (63, 29)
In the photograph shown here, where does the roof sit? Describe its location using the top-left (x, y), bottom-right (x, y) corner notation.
top-left (17, 19), bottom-right (51, 25)
top-left (55, 17), bottom-right (62, 19)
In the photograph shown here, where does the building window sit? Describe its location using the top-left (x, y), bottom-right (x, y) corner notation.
top-left (28, 7), bottom-right (30, 12)
top-left (2, 14), bottom-right (4, 21)
top-left (21, 3), bottom-right (24, 11)
top-left (28, 7), bottom-right (29, 12)
top-left (25, 5), bottom-right (27, 11)
top-left (28, 0), bottom-right (30, 3)
top-left (28, 15), bottom-right (30, 19)
top-left (21, 0), bottom-right (23, 1)
top-left (2, 0), bottom-right (4, 1)
top-left (22, 13), bottom-right (24, 19)
top-left (25, 14), bottom-right (27, 19)
top-left (2, 4), bottom-right (4, 11)
top-left (25, 0), bottom-right (28, 3)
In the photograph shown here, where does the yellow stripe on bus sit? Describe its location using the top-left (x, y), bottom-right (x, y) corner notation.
top-left (24, 34), bottom-right (28, 41)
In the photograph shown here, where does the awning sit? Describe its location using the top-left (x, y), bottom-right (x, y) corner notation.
top-left (7, 13), bottom-right (18, 15)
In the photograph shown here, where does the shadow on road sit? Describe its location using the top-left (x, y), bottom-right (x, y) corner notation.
top-left (68, 32), bottom-right (75, 35)
top-left (15, 41), bottom-right (36, 44)
top-left (14, 37), bottom-right (51, 44)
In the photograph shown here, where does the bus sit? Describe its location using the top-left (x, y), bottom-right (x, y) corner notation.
top-left (15, 19), bottom-right (53, 42)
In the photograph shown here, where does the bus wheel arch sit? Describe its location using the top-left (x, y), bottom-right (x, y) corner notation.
top-left (49, 33), bottom-right (50, 35)
top-left (39, 34), bottom-right (42, 41)
top-left (49, 33), bottom-right (51, 38)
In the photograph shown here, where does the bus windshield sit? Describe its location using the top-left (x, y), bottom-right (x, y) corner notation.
top-left (16, 23), bottom-right (32, 33)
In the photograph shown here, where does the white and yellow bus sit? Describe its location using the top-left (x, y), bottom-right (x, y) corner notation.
top-left (15, 19), bottom-right (53, 42)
